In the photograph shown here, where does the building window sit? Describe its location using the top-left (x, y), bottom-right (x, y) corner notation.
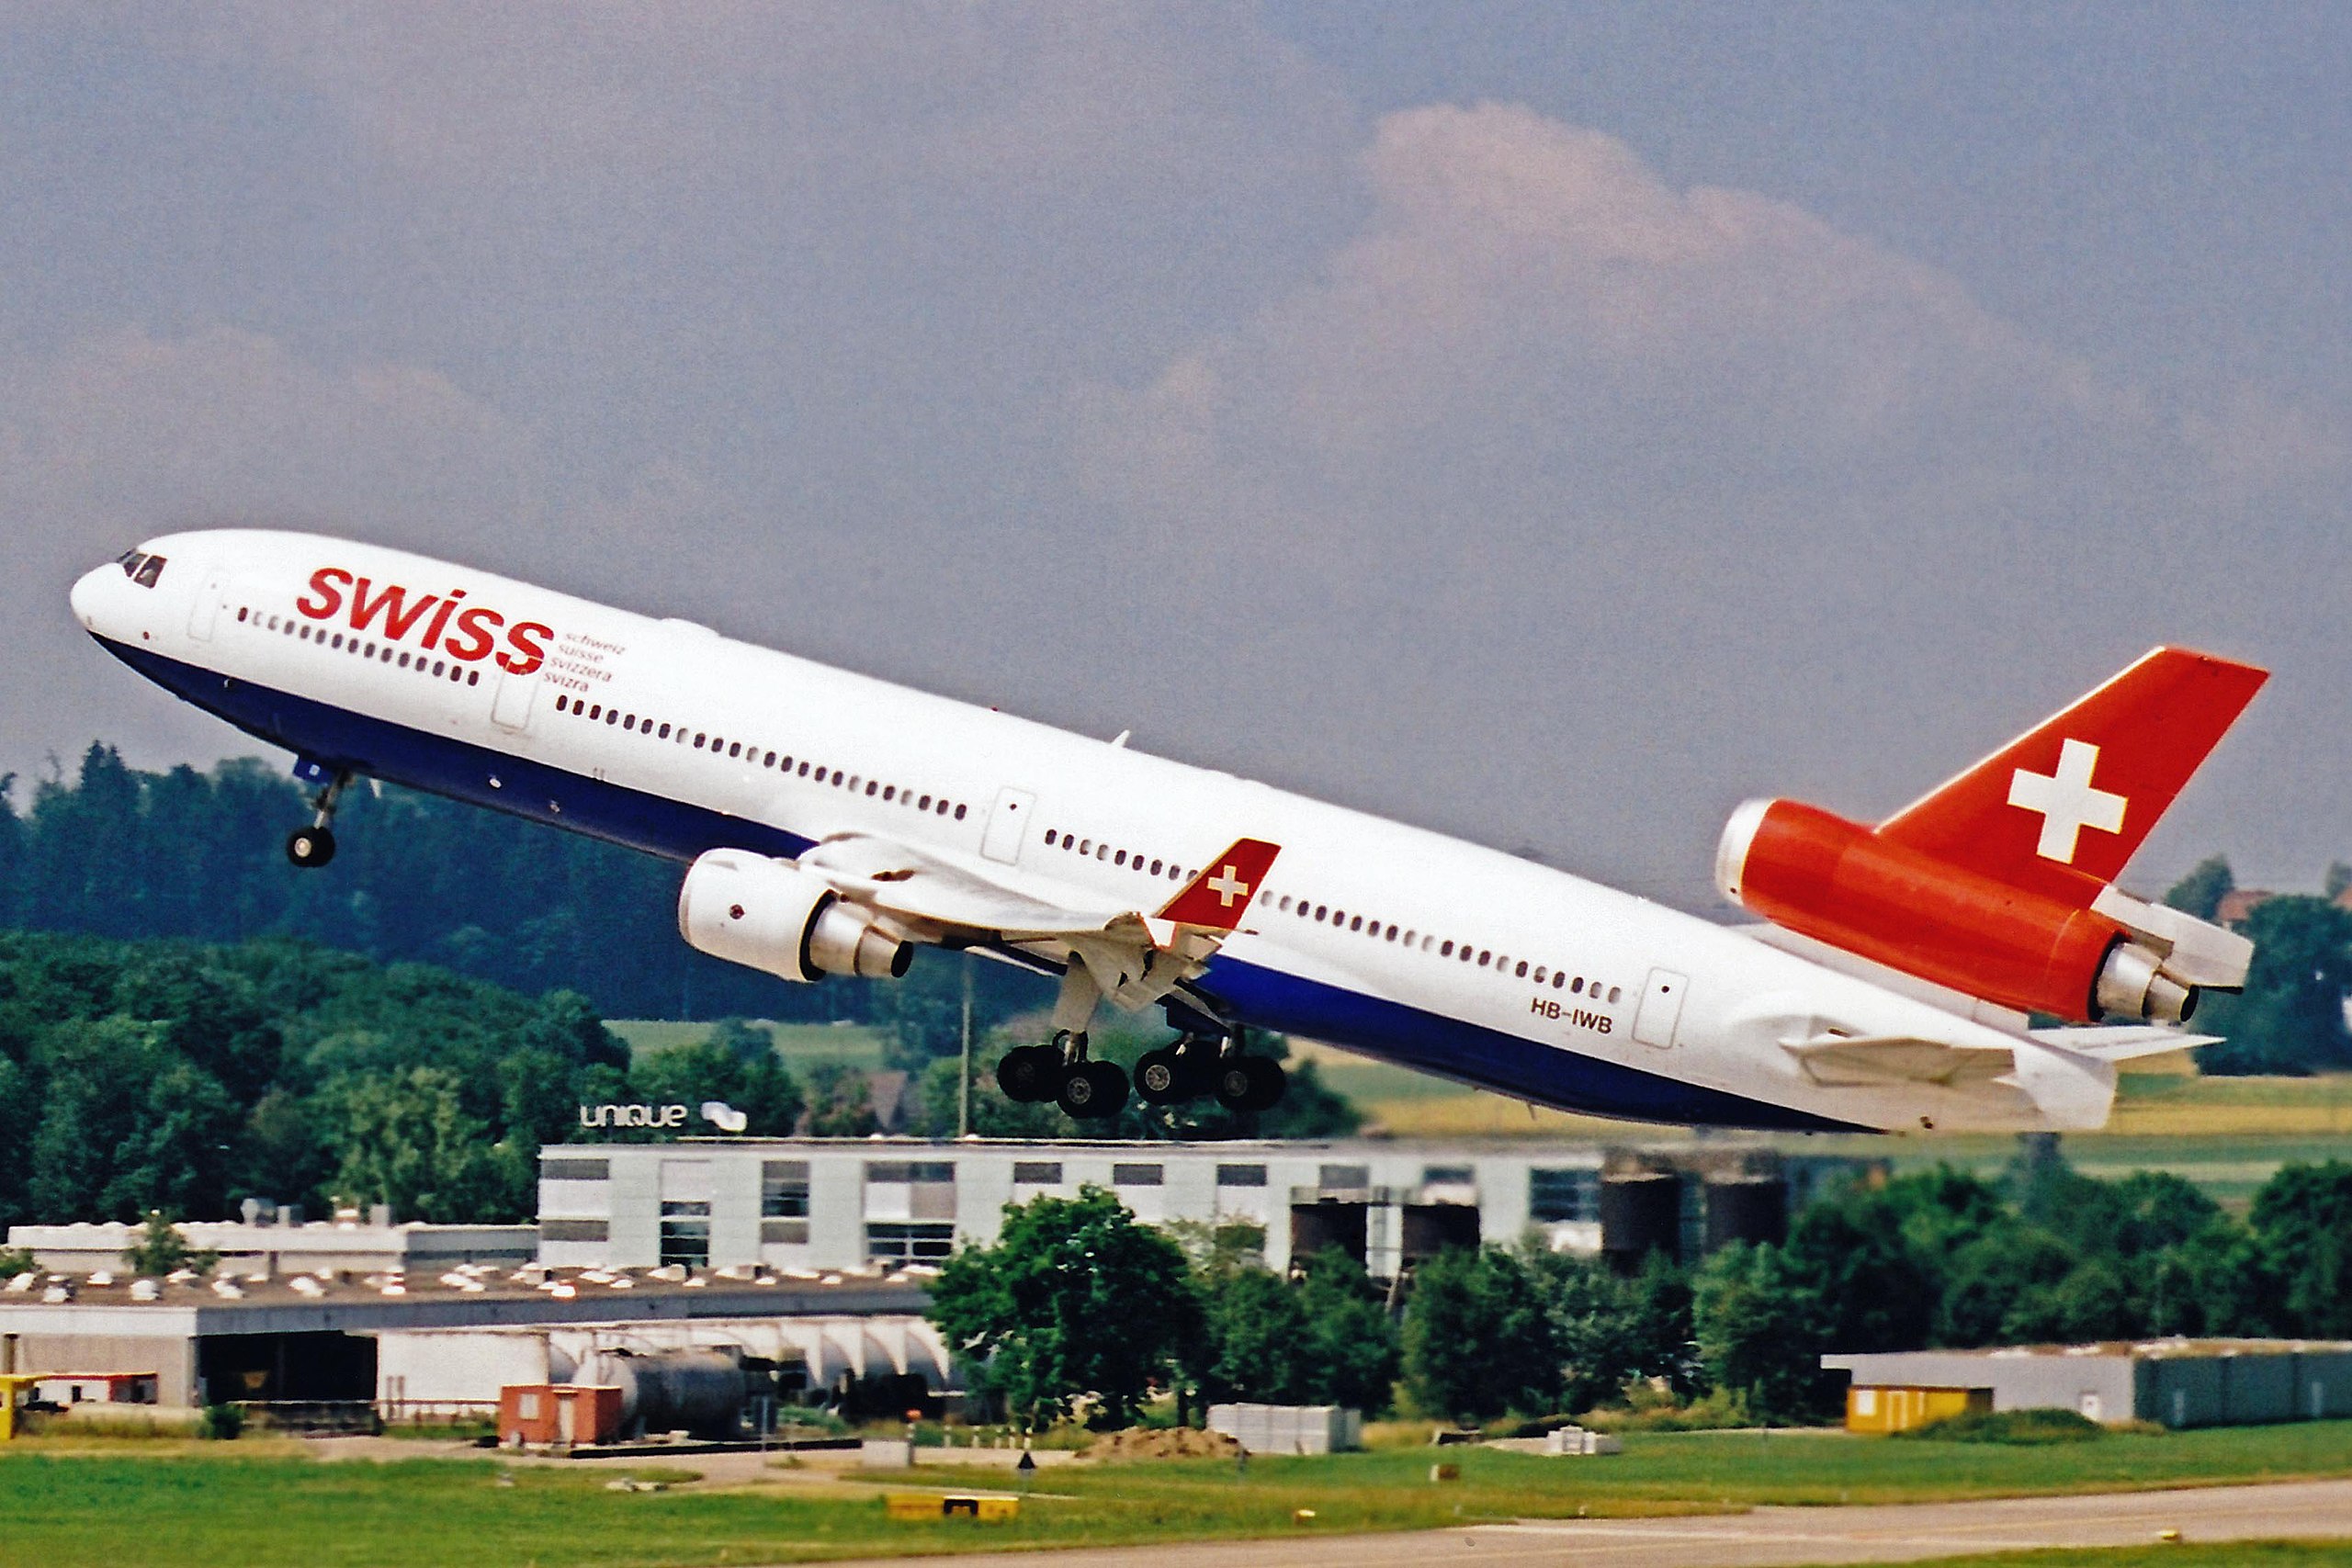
top-left (540, 1219), bottom-right (609, 1243)
top-left (1318, 1164), bottom-right (1371, 1191)
top-left (1422, 1166), bottom-right (1474, 1187)
top-left (1530, 1168), bottom-right (1600, 1224)
top-left (1012, 1161), bottom-right (1063, 1185)
top-left (1216, 1164), bottom-right (1267, 1188)
top-left (762, 1160), bottom-right (810, 1218)
top-left (1112, 1163), bottom-right (1163, 1187)
top-left (659, 1201), bottom-right (711, 1268)
top-left (541, 1157), bottom-right (610, 1182)
top-left (865, 1222), bottom-right (955, 1265)
top-left (760, 1218), bottom-right (810, 1246)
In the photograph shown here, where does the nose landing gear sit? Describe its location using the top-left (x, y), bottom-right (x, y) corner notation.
top-left (286, 767), bottom-right (352, 869)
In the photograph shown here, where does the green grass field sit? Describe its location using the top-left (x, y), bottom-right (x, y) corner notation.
top-left (1911, 1548), bottom-right (2352, 1567)
top-left (609, 1020), bottom-right (893, 1071)
top-left (7, 1422), bottom-right (2352, 1567)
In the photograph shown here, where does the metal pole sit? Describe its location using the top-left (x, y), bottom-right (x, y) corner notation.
top-left (957, 951), bottom-right (974, 1138)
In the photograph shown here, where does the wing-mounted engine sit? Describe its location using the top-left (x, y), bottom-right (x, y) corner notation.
top-left (1713, 646), bottom-right (2266, 1030)
top-left (677, 848), bottom-right (912, 982)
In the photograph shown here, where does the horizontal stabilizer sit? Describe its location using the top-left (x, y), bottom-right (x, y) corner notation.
top-left (2029, 1025), bottom-right (2218, 1062)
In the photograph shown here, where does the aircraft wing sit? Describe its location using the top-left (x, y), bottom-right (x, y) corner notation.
top-left (797, 832), bottom-right (1280, 1011)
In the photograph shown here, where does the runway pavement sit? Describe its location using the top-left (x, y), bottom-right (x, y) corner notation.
top-left (816, 1476), bottom-right (2352, 1567)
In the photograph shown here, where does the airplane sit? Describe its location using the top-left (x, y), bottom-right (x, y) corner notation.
top-left (69, 530), bottom-right (2267, 1134)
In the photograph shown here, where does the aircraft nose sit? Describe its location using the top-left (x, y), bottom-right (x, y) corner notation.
top-left (69, 562), bottom-right (115, 632)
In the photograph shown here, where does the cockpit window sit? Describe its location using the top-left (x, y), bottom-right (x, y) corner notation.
top-left (130, 554), bottom-right (166, 588)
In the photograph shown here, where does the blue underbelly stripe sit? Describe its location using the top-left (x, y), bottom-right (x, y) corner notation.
top-left (95, 636), bottom-right (1865, 1133)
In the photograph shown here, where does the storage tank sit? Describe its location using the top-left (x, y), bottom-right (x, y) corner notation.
top-left (1600, 1174), bottom-right (1680, 1269)
top-left (588, 1350), bottom-right (747, 1438)
top-left (1702, 1177), bottom-right (1788, 1253)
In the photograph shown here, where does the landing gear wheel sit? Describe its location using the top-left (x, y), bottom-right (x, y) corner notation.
top-left (1134, 1048), bottom-right (1188, 1106)
top-left (1057, 1059), bottom-right (1129, 1121)
top-left (996, 1044), bottom-right (1062, 1104)
top-left (286, 825), bottom-right (338, 869)
top-left (1213, 1056), bottom-right (1285, 1114)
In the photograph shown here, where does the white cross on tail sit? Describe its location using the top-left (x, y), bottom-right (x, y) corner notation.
top-left (1205, 865), bottom-right (1250, 906)
top-left (2007, 738), bottom-right (2127, 863)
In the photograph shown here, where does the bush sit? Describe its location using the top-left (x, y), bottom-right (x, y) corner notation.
top-left (199, 1403), bottom-right (245, 1440)
top-left (1894, 1407), bottom-right (2109, 1445)
top-left (1581, 1384), bottom-right (1756, 1432)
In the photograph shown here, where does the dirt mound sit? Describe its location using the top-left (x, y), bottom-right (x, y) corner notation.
top-left (1083, 1427), bottom-right (1243, 1462)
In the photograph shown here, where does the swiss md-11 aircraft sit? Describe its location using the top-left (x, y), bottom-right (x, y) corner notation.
top-left (71, 531), bottom-right (2266, 1133)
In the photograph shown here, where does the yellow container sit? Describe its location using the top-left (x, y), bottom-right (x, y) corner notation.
top-left (1846, 1384), bottom-right (1991, 1433)
top-left (886, 1494), bottom-right (1019, 1522)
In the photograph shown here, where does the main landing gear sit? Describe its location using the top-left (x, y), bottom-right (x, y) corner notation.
top-left (286, 768), bottom-right (352, 869)
top-left (995, 1030), bottom-right (1286, 1122)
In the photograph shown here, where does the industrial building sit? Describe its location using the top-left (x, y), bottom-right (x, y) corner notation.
top-left (537, 1136), bottom-right (1865, 1280)
top-left (8, 1213), bottom-right (537, 1276)
top-left (1825, 1341), bottom-right (2352, 1430)
top-left (0, 1262), bottom-right (939, 1412)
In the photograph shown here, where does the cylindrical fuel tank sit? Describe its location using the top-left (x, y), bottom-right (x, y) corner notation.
top-left (591, 1349), bottom-right (748, 1438)
top-left (1600, 1174), bottom-right (1681, 1269)
top-left (1702, 1177), bottom-right (1789, 1253)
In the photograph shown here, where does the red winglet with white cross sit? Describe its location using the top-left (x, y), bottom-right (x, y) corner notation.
top-left (1157, 839), bottom-right (1282, 931)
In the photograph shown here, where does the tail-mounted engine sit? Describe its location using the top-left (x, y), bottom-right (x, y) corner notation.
top-left (677, 848), bottom-right (912, 983)
top-left (1715, 798), bottom-right (2234, 1026)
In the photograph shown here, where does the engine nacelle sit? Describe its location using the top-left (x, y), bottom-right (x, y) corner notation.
top-left (677, 848), bottom-right (912, 983)
top-left (1716, 798), bottom-right (2199, 1025)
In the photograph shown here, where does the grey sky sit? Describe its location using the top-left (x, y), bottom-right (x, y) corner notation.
top-left (3, 3), bottom-right (2344, 909)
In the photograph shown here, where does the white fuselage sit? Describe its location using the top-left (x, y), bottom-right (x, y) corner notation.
top-left (69, 529), bottom-right (2112, 1134)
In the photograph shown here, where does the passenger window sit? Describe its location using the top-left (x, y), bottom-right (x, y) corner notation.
top-left (236, 607), bottom-right (248, 623)
top-left (607, 710), bottom-right (620, 726)
top-left (1096, 843), bottom-right (1110, 860)
top-left (919, 793), bottom-right (932, 809)
top-left (1277, 895), bottom-right (1292, 912)
top-left (1080, 839), bottom-right (1092, 855)
top-left (590, 705), bottom-right (603, 720)
top-left (832, 771), bottom-right (845, 785)
top-left (331, 633), bottom-right (345, 649)
top-left (1478, 951), bottom-right (1491, 967)
top-left (622, 715), bottom-right (635, 730)
top-left (1552, 973), bottom-right (1566, 989)
top-left (727, 741), bottom-right (741, 758)
top-left (1608, 987), bottom-right (1623, 1003)
top-left (1441, 940), bottom-right (1453, 956)
top-left (1532, 965), bottom-right (1545, 983)
top-left (883, 784), bottom-right (895, 800)
top-left (1386, 926), bottom-right (1399, 942)
top-left (865, 780), bottom-right (877, 796)
top-left (1571, 977), bottom-right (1584, 994)
top-left (1114, 850), bottom-right (1126, 867)
top-left (556, 694), bottom-right (568, 712)
top-left (1045, 830), bottom-right (1057, 847)
top-left (1150, 859), bottom-right (1163, 875)
top-left (1515, 960), bottom-right (1529, 978)
top-left (467, 670), bottom-right (479, 685)
top-left (954, 804), bottom-right (967, 819)
top-left (1350, 916), bottom-right (1363, 932)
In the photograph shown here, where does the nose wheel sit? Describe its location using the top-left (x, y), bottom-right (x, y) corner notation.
top-left (286, 767), bottom-right (352, 869)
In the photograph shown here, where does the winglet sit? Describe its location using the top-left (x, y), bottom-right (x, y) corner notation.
top-left (1877, 647), bottom-right (2267, 905)
top-left (1158, 839), bottom-right (1281, 931)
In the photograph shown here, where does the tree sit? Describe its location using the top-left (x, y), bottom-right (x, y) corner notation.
top-left (801, 1061), bottom-right (880, 1136)
top-left (707, 1017), bottom-right (775, 1064)
top-left (326, 1067), bottom-right (510, 1223)
top-left (1202, 1266), bottom-right (1309, 1402)
top-left (2199, 897), bottom-right (2352, 1075)
top-left (122, 1210), bottom-right (219, 1277)
top-left (1691, 1242), bottom-right (1826, 1421)
top-left (2164, 855), bottom-right (2235, 921)
top-left (927, 1187), bottom-right (1199, 1429)
top-left (1401, 1245), bottom-right (1560, 1422)
top-left (2248, 1161), bottom-right (2352, 1337)
top-left (1293, 1247), bottom-right (1400, 1411)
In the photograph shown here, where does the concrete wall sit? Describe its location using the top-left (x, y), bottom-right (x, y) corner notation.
top-left (4, 1332), bottom-right (198, 1407)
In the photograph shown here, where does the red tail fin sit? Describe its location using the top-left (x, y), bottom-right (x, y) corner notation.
top-left (1159, 840), bottom-right (1281, 930)
top-left (1878, 647), bottom-right (2266, 905)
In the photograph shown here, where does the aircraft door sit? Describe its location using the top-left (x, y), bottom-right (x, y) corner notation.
top-left (1633, 968), bottom-right (1688, 1049)
top-left (491, 669), bottom-right (539, 733)
top-left (187, 572), bottom-right (226, 641)
top-left (980, 787), bottom-right (1035, 864)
